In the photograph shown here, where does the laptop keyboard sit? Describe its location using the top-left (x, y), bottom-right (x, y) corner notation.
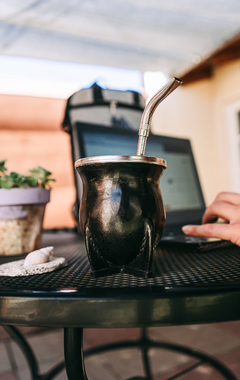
top-left (162, 224), bottom-right (184, 237)
top-left (161, 223), bottom-right (233, 252)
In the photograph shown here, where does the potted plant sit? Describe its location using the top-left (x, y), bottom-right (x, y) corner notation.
top-left (0, 160), bottom-right (55, 256)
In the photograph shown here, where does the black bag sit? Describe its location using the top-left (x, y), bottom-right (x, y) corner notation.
top-left (62, 83), bottom-right (145, 229)
top-left (62, 82), bottom-right (145, 132)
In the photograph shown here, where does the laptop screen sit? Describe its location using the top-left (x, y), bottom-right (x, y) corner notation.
top-left (75, 122), bottom-right (205, 225)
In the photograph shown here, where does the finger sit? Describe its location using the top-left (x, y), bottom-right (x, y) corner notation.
top-left (215, 192), bottom-right (240, 206)
top-left (182, 223), bottom-right (240, 246)
top-left (202, 201), bottom-right (239, 224)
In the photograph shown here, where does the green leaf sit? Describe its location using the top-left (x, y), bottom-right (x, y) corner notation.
top-left (1, 175), bottom-right (14, 189)
top-left (0, 162), bottom-right (55, 189)
top-left (28, 166), bottom-right (55, 189)
top-left (27, 176), bottom-right (38, 187)
top-left (0, 159), bottom-right (7, 174)
top-left (5, 172), bottom-right (28, 188)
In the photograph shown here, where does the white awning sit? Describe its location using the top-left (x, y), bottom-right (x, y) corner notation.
top-left (1, 0), bottom-right (240, 76)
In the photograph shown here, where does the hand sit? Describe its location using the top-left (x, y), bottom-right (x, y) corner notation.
top-left (182, 192), bottom-right (240, 246)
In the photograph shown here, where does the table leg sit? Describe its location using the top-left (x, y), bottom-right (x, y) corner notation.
top-left (64, 327), bottom-right (238, 380)
top-left (64, 327), bottom-right (88, 380)
top-left (140, 328), bottom-right (152, 379)
top-left (3, 325), bottom-right (65, 380)
top-left (3, 325), bottom-right (39, 379)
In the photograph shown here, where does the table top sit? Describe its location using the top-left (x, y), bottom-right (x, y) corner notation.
top-left (1, 230), bottom-right (240, 328)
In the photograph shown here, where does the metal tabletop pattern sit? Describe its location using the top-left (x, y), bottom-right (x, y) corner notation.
top-left (0, 231), bottom-right (240, 328)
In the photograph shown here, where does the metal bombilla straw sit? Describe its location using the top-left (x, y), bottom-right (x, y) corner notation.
top-left (136, 77), bottom-right (183, 156)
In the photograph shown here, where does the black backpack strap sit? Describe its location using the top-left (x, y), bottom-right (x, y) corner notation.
top-left (61, 95), bottom-right (73, 133)
top-left (133, 91), bottom-right (141, 106)
top-left (92, 83), bottom-right (104, 102)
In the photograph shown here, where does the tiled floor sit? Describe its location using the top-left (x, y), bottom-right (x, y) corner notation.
top-left (1, 321), bottom-right (240, 379)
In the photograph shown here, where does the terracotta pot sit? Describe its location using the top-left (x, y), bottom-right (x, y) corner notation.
top-left (0, 188), bottom-right (50, 256)
top-left (75, 155), bottom-right (166, 278)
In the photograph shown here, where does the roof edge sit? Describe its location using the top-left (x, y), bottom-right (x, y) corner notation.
top-left (175, 31), bottom-right (240, 85)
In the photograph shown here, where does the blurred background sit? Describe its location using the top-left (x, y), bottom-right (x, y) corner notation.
top-left (1, 0), bottom-right (240, 229)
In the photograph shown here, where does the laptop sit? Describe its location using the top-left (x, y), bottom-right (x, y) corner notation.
top-left (74, 122), bottom-right (231, 251)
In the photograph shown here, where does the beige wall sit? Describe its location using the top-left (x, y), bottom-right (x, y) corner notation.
top-left (0, 95), bottom-right (76, 229)
top-left (151, 59), bottom-right (240, 206)
top-left (212, 60), bottom-right (240, 192)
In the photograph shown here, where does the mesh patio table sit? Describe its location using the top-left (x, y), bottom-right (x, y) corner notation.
top-left (0, 230), bottom-right (240, 380)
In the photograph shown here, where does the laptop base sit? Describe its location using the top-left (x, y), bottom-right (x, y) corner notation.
top-left (160, 236), bottom-right (233, 252)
